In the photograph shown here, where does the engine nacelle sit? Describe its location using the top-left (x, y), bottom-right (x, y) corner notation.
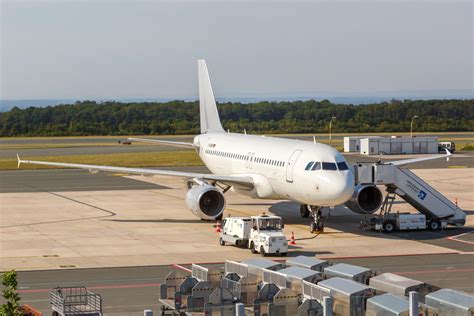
top-left (345, 184), bottom-right (383, 214)
top-left (185, 185), bottom-right (226, 220)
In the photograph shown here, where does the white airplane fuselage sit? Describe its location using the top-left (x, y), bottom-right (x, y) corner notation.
top-left (196, 132), bottom-right (355, 206)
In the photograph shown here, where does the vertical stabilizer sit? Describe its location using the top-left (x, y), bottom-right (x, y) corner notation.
top-left (198, 60), bottom-right (225, 134)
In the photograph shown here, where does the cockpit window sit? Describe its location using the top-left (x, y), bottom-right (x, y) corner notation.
top-left (311, 162), bottom-right (321, 170)
top-left (322, 162), bottom-right (337, 170)
top-left (305, 162), bottom-right (314, 170)
top-left (337, 161), bottom-right (349, 170)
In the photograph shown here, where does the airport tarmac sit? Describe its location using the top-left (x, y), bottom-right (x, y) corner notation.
top-left (14, 253), bottom-right (474, 315)
top-left (0, 167), bottom-right (472, 271)
top-left (0, 153), bottom-right (473, 315)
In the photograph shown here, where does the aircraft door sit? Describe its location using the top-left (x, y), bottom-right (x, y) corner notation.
top-left (246, 152), bottom-right (255, 169)
top-left (286, 149), bottom-right (302, 183)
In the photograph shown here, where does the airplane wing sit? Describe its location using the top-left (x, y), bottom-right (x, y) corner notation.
top-left (127, 137), bottom-right (197, 148)
top-left (17, 155), bottom-right (253, 188)
top-left (389, 149), bottom-right (452, 166)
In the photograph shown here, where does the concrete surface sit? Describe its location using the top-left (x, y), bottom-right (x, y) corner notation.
top-left (0, 168), bottom-right (472, 271)
top-left (11, 253), bottom-right (474, 315)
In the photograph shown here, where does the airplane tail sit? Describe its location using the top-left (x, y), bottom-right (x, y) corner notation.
top-left (198, 60), bottom-right (225, 134)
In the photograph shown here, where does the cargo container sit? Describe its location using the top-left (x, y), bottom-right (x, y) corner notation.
top-left (369, 273), bottom-right (437, 297)
top-left (366, 293), bottom-right (440, 316)
top-left (286, 256), bottom-right (331, 272)
top-left (323, 263), bottom-right (375, 284)
top-left (425, 289), bottom-right (474, 316)
top-left (318, 277), bottom-right (375, 316)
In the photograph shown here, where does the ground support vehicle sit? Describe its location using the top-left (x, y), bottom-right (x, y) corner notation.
top-left (219, 214), bottom-right (288, 256)
top-left (438, 141), bottom-right (455, 153)
top-left (219, 217), bottom-right (251, 247)
top-left (50, 287), bottom-right (102, 316)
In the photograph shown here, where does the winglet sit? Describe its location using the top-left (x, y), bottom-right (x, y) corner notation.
top-left (445, 148), bottom-right (452, 162)
top-left (17, 154), bottom-right (21, 168)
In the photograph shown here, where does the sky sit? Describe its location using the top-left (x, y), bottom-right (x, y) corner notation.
top-left (1, 0), bottom-right (472, 100)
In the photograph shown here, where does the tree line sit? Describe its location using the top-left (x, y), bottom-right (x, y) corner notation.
top-left (0, 99), bottom-right (472, 136)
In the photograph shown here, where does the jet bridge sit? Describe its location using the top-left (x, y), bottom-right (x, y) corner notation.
top-left (354, 162), bottom-right (466, 229)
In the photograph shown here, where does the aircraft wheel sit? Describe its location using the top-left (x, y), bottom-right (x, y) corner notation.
top-left (300, 204), bottom-right (310, 218)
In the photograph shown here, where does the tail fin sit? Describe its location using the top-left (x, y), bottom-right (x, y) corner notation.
top-left (198, 60), bottom-right (225, 134)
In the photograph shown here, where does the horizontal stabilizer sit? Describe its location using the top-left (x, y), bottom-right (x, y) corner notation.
top-left (128, 137), bottom-right (197, 148)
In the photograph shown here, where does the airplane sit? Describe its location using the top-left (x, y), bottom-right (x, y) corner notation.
top-left (17, 60), bottom-right (451, 232)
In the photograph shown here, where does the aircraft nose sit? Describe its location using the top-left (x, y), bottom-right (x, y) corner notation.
top-left (330, 172), bottom-right (355, 204)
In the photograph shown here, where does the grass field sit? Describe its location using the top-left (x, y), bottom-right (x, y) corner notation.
top-left (0, 151), bottom-right (202, 171)
top-left (1, 132), bottom-right (472, 170)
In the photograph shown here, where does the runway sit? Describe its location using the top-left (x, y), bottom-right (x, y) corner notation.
top-left (16, 253), bottom-right (474, 315)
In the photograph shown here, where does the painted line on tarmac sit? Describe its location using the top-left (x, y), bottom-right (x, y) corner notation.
top-left (171, 264), bottom-right (192, 272)
top-left (17, 283), bottom-right (161, 294)
top-left (318, 251), bottom-right (459, 260)
top-left (447, 231), bottom-right (474, 245)
top-left (395, 268), bottom-right (474, 275)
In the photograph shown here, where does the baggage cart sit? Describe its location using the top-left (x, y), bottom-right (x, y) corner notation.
top-left (50, 287), bottom-right (102, 316)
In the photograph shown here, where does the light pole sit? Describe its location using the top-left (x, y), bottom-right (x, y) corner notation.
top-left (329, 116), bottom-right (336, 146)
top-left (410, 115), bottom-right (419, 138)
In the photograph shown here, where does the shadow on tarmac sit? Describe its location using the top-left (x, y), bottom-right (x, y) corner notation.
top-left (108, 218), bottom-right (203, 224)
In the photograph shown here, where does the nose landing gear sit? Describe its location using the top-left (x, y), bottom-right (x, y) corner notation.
top-left (301, 205), bottom-right (330, 233)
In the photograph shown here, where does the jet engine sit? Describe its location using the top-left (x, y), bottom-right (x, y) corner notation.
top-left (344, 184), bottom-right (383, 214)
top-left (185, 185), bottom-right (226, 220)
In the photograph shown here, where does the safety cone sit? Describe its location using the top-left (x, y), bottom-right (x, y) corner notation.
top-left (215, 221), bottom-right (222, 233)
top-left (289, 232), bottom-right (296, 245)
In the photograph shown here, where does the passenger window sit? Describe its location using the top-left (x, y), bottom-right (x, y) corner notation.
top-left (337, 162), bottom-right (349, 170)
top-left (311, 162), bottom-right (321, 170)
top-left (305, 162), bottom-right (314, 170)
top-left (322, 162), bottom-right (337, 170)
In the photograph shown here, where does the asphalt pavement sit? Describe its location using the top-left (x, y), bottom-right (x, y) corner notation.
top-left (14, 253), bottom-right (474, 315)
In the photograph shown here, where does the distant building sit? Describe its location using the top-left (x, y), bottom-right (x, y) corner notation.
top-left (344, 136), bottom-right (438, 155)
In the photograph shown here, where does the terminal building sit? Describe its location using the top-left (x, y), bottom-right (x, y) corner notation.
top-left (344, 136), bottom-right (438, 155)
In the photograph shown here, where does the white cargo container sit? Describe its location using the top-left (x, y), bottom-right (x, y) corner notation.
top-left (425, 289), bottom-right (474, 316)
top-left (369, 273), bottom-right (438, 297)
top-left (285, 256), bottom-right (330, 272)
top-left (318, 277), bottom-right (375, 316)
top-left (360, 136), bottom-right (438, 155)
top-left (344, 136), bottom-right (379, 153)
top-left (366, 293), bottom-right (440, 316)
top-left (323, 263), bottom-right (375, 284)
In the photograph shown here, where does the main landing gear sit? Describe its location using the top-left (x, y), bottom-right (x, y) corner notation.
top-left (300, 205), bottom-right (330, 233)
